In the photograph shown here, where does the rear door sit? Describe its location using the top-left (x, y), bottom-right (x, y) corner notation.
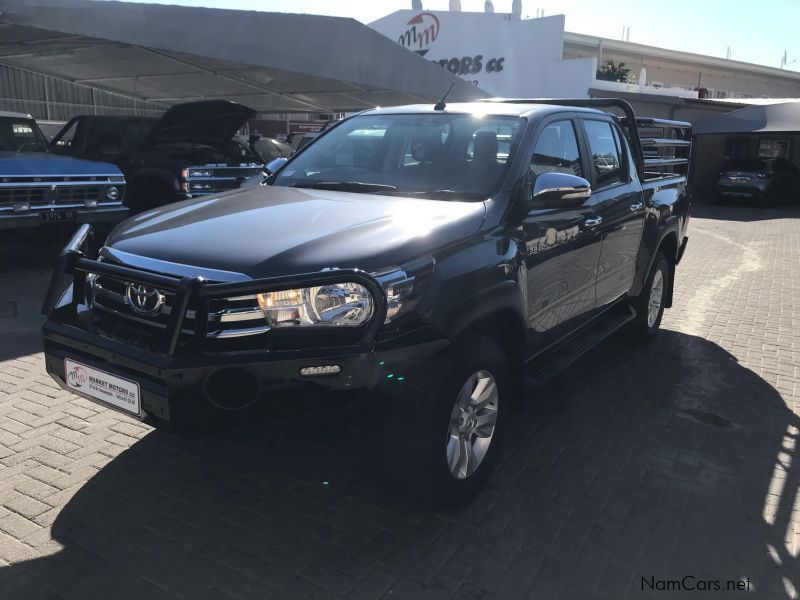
top-left (523, 115), bottom-right (603, 347)
top-left (579, 117), bottom-right (645, 307)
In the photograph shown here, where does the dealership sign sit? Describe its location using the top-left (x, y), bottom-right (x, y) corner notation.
top-left (371, 11), bottom-right (595, 98)
top-left (398, 12), bottom-right (440, 56)
top-left (394, 11), bottom-right (506, 78)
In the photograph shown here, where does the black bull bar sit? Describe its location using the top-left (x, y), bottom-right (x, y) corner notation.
top-left (42, 224), bottom-right (388, 356)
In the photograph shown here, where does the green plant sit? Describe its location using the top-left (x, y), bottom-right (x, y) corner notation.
top-left (596, 60), bottom-right (630, 83)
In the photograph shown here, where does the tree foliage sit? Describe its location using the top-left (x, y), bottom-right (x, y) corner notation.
top-left (596, 60), bottom-right (630, 82)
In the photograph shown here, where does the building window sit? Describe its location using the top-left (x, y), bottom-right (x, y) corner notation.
top-left (758, 139), bottom-right (791, 159)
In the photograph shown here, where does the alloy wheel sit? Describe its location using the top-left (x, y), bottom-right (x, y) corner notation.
top-left (647, 269), bottom-right (664, 328)
top-left (446, 370), bottom-right (499, 480)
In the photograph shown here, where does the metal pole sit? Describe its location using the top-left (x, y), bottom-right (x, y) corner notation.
top-left (44, 76), bottom-right (52, 120)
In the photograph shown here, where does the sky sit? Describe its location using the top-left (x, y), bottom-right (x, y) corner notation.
top-left (110, 0), bottom-right (800, 72)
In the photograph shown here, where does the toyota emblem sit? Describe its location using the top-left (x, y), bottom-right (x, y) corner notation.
top-left (125, 283), bottom-right (165, 316)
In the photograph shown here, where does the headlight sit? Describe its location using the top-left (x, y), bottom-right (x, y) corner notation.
top-left (106, 186), bottom-right (119, 200)
top-left (256, 283), bottom-right (373, 327)
top-left (189, 169), bottom-right (211, 177)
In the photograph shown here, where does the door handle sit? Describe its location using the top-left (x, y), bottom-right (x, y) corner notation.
top-left (629, 202), bottom-right (644, 211)
top-left (584, 216), bottom-right (603, 227)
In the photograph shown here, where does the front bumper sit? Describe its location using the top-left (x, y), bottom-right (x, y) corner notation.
top-left (715, 184), bottom-right (769, 199)
top-left (43, 320), bottom-right (386, 428)
top-left (0, 205), bottom-right (128, 231)
top-left (43, 318), bottom-right (448, 431)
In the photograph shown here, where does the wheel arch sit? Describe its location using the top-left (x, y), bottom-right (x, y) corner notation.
top-left (654, 231), bottom-right (679, 308)
top-left (442, 280), bottom-right (527, 401)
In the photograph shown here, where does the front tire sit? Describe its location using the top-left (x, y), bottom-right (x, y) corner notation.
top-left (381, 334), bottom-right (511, 507)
top-left (627, 252), bottom-right (669, 342)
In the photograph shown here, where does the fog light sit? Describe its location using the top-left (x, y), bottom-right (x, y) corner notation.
top-left (106, 186), bottom-right (119, 201)
top-left (300, 365), bottom-right (341, 376)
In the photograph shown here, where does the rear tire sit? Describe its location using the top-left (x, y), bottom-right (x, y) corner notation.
top-left (627, 252), bottom-right (669, 342)
top-left (381, 334), bottom-right (511, 508)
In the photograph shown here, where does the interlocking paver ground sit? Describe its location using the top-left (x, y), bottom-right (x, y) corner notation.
top-left (1, 204), bottom-right (799, 599)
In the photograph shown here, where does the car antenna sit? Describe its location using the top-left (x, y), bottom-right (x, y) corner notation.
top-left (434, 80), bottom-right (457, 111)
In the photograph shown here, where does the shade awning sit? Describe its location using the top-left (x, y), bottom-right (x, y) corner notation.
top-left (693, 101), bottom-right (800, 135)
top-left (0, 0), bottom-right (486, 113)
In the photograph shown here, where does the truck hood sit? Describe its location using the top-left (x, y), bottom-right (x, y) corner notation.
top-left (104, 186), bottom-right (486, 279)
top-left (142, 100), bottom-right (256, 148)
top-left (0, 151), bottom-right (120, 176)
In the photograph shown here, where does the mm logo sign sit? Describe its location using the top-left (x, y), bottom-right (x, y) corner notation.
top-left (398, 12), bottom-right (440, 56)
top-left (66, 365), bottom-right (87, 388)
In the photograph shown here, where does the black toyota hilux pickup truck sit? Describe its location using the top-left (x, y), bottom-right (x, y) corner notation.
top-left (42, 99), bottom-right (691, 506)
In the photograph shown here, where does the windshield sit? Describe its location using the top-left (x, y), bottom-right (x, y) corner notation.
top-left (272, 113), bottom-right (525, 199)
top-left (0, 117), bottom-right (49, 153)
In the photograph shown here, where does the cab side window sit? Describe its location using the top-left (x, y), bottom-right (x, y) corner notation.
top-left (584, 120), bottom-right (626, 187)
top-left (52, 120), bottom-right (78, 149)
top-left (530, 120), bottom-right (583, 181)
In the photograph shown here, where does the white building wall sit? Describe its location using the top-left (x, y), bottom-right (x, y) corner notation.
top-left (370, 11), bottom-right (595, 99)
top-left (564, 42), bottom-right (800, 100)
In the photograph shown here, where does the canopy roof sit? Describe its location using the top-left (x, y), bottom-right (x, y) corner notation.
top-left (0, 0), bottom-right (485, 113)
top-left (693, 101), bottom-right (800, 135)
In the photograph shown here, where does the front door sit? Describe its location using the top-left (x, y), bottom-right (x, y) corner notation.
top-left (580, 118), bottom-right (645, 307)
top-left (523, 117), bottom-right (603, 348)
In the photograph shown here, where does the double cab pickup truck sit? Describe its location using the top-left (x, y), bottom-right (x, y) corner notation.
top-left (42, 98), bottom-right (691, 506)
top-left (49, 100), bottom-right (264, 213)
top-left (0, 110), bottom-right (126, 231)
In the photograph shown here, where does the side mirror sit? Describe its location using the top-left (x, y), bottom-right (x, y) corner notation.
top-left (532, 172), bottom-right (591, 208)
top-left (265, 157), bottom-right (288, 175)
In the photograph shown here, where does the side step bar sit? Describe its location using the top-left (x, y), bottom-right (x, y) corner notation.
top-left (525, 304), bottom-right (636, 387)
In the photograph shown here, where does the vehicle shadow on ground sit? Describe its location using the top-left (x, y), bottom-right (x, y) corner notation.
top-left (1, 330), bottom-right (798, 599)
top-left (692, 201), bottom-right (800, 222)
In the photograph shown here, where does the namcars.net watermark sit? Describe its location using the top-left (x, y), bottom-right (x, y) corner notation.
top-left (642, 576), bottom-right (752, 592)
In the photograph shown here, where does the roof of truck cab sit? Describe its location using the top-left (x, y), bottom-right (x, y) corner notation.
top-left (70, 115), bottom-right (158, 122)
top-left (360, 102), bottom-right (610, 119)
top-left (0, 111), bottom-right (33, 119)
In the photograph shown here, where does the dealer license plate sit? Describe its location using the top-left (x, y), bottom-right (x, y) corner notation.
top-left (64, 359), bottom-right (141, 416)
top-left (41, 210), bottom-right (78, 222)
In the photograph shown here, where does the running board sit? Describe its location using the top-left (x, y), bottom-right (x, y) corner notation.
top-left (525, 304), bottom-right (636, 387)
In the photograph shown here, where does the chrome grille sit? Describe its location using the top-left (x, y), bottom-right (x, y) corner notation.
top-left (184, 163), bottom-right (263, 196)
top-left (90, 275), bottom-right (269, 339)
top-left (0, 183), bottom-right (119, 211)
top-left (56, 186), bottom-right (104, 204)
top-left (0, 187), bottom-right (48, 209)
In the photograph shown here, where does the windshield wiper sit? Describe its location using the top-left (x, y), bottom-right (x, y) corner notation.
top-left (291, 181), bottom-right (397, 193)
top-left (399, 189), bottom-right (488, 200)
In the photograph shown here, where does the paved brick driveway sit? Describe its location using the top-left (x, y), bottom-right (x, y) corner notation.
top-left (1, 204), bottom-right (799, 599)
